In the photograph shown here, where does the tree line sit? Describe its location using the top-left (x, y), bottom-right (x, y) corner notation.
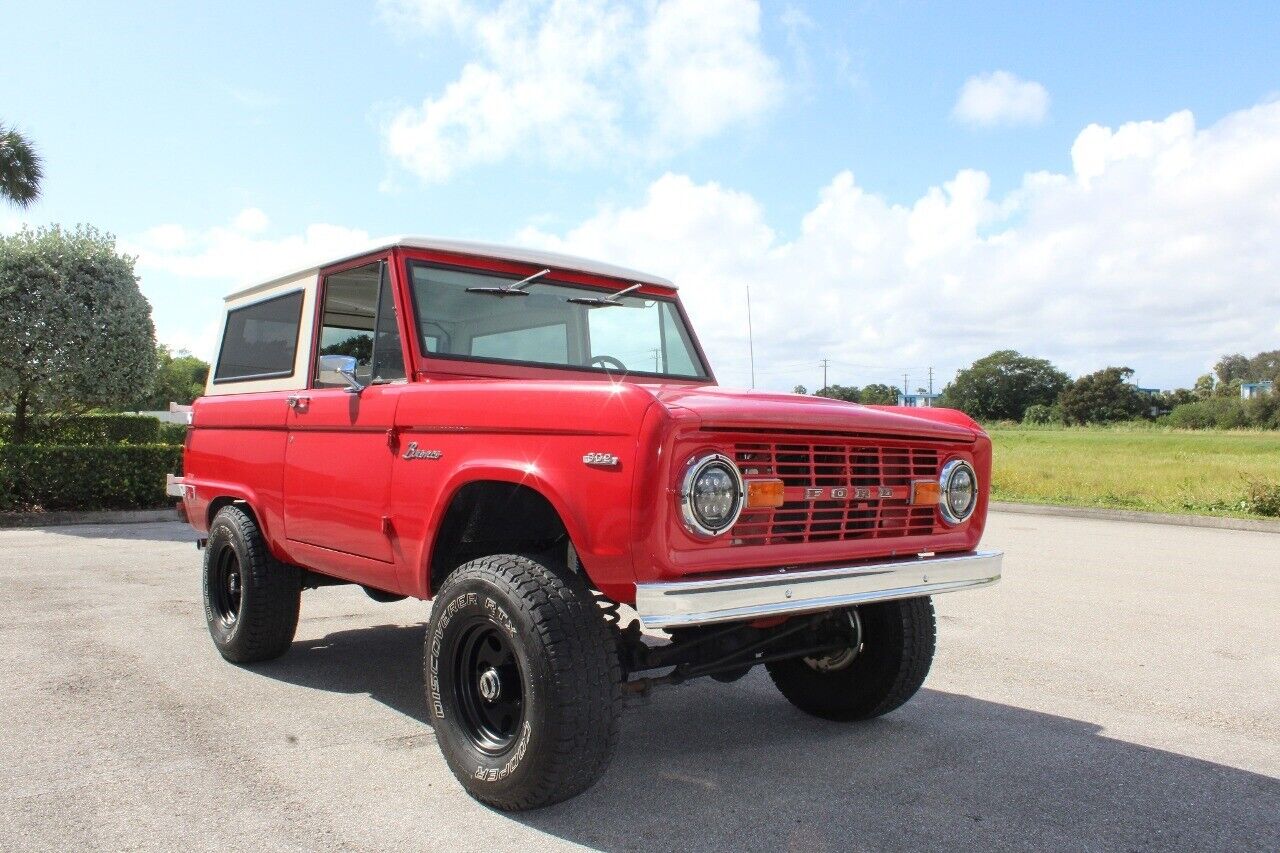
top-left (791, 383), bottom-right (900, 405)
top-left (934, 350), bottom-right (1278, 429)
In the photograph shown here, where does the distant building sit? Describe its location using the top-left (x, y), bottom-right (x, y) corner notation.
top-left (1136, 387), bottom-right (1161, 395)
top-left (898, 391), bottom-right (943, 407)
top-left (1241, 380), bottom-right (1274, 399)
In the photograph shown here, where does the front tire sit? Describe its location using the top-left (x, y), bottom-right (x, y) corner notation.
top-left (425, 554), bottom-right (621, 811)
top-left (203, 505), bottom-right (301, 663)
top-left (766, 597), bottom-right (936, 721)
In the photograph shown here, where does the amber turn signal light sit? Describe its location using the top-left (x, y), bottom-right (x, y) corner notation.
top-left (745, 479), bottom-right (785, 508)
top-left (910, 480), bottom-right (941, 505)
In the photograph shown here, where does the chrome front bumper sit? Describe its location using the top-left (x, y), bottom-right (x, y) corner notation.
top-left (634, 550), bottom-right (1002, 629)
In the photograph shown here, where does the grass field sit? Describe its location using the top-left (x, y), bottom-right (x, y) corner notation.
top-left (987, 426), bottom-right (1280, 518)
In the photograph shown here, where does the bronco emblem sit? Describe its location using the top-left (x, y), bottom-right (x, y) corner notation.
top-left (402, 442), bottom-right (443, 460)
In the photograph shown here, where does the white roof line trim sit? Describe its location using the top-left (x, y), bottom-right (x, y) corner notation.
top-left (223, 235), bottom-right (676, 302)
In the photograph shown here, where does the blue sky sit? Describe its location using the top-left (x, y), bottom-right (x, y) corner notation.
top-left (4, 1), bottom-right (1279, 392)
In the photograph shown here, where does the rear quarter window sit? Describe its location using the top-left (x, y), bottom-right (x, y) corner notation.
top-left (213, 290), bottom-right (305, 382)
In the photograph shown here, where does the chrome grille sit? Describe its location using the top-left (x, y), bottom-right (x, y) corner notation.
top-left (731, 440), bottom-right (939, 545)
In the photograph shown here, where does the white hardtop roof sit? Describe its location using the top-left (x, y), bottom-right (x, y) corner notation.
top-left (224, 235), bottom-right (676, 302)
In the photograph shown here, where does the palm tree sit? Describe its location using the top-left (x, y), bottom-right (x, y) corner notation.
top-left (0, 122), bottom-right (43, 207)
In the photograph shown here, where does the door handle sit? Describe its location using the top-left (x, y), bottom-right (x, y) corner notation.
top-left (287, 395), bottom-right (310, 410)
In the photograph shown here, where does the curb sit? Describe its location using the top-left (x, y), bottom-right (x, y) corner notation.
top-left (990, 501), bottom-right (1280, 534)
top-left (0, 508), bottom-right (176, 529)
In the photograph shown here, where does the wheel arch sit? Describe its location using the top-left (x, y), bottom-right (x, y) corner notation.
top-left (204, 491), bottom-right (288, 563)
top-left (423, 472), bottom-right (590, 598)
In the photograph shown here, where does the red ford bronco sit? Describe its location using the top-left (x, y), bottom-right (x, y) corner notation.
top-left (173, 237), bottom-right (1001, 810)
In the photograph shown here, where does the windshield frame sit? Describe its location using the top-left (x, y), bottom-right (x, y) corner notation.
top-left (403, 256), bottom-right (714, 383)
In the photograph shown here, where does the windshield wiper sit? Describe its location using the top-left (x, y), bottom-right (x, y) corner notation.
top-left (466, 268), bottom-right (550, 297)
top-left (566, 282), bottom-right (643, 307)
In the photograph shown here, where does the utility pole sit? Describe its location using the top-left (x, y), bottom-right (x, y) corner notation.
top-left (649, 348), bottom-right (661, 373)
top-left (745, 285), bottom-right (756, 389)
top-left (821, 358), bottom-right (829, 391)
top-left (928, 366), bottom-right (934, 405)
top-left (902, 372), bottom-right (909, 400)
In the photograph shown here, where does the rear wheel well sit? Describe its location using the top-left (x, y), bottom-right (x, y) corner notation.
top-left (429, 481), bottom-right (574, 595)
top-left (208, 496), bottom-right (255, 529)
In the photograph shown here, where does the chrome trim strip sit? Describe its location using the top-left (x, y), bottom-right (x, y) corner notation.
top-left (635, 550), bottom-right (1002, 629)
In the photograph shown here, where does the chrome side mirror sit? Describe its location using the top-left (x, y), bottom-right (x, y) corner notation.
top-left (318, 354), bottom-right (365, 394)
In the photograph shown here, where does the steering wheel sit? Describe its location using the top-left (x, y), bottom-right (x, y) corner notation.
top-left (590, 355), bottom-right (627, 371)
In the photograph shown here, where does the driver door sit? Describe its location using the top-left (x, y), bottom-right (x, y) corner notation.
top-left (283, 259), bottom-right (407, 576)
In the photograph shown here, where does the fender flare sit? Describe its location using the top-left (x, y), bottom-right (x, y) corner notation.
top-left (414, 461), bottom-right (591, 597)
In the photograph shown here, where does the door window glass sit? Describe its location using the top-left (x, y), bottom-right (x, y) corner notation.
top-left (316, 261), bottom-right (405, 387)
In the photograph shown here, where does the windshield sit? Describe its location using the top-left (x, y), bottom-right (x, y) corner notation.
top-left (408, 262), bottom-right (709, 379)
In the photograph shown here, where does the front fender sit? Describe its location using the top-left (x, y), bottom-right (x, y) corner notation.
top-left (391, 453), bottom-right (636, 601)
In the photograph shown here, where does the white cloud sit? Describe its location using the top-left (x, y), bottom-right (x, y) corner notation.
top-left (125, 209), bottom-right (373, 359)
top-left (127, 210), bottom-right (371, 285)
top-left (953, 70), bottom-right (1049, 127)
top-left (381, 0), bottom-right (781, 182)
top-left (232, 207), bottom-right (270, 234)
top-left (130, 101), bottom-right (1280, 388)
top-left (521, 101), bottom-right (1280, 390)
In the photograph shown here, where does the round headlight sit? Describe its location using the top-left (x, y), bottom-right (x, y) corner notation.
top-left (938, 459), bottom-right (977, 525)
top-left (680, 453), bottom-right (745, 537)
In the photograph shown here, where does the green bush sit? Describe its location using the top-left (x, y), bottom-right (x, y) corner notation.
top-left (1241, 478), bottom-right (1280, 517)
top-left (0, 444), bottom-right (181, 511)
top-left (1022, 403), bottom-right (1059, 425)
top-left (157, 422), bottom-right (189, 445)
top-left (0, 413), bottom-right (161, 446)
top-left (1163, 397), bottom-right (1277, 430)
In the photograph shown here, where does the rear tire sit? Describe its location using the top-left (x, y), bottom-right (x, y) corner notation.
top-left (203, 505), bottom-right (301, 663)
top-left (425, 554), bottom-right (621, 811)
top-left (766, 597), bottom-right (936, 721)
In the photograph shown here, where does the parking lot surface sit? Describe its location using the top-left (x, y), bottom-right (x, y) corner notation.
top-left (1, 512), bottom-right (1277, 852)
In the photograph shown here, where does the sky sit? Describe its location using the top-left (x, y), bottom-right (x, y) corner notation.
top-left (3, 0), bottom-right (1279, 393)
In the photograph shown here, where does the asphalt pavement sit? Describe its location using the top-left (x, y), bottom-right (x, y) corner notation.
top-left (1, 512), bottom-right (1277, 852)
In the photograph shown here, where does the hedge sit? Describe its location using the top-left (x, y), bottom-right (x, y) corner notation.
top-left (158, 422), bottom-right (189, 445)
top-left (0, 413), bottom-right (161, 446)
top-left (0, 444), bottom-right (182, 512)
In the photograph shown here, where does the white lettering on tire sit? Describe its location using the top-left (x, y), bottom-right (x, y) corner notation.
top-left (430, 592), bottom-right (478, 719)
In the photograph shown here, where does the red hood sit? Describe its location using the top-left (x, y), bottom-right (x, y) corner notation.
top-left (641, 385), bottom-right (979, 442)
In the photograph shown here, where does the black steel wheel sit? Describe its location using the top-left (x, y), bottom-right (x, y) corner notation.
top-left (448, 618), bottom-right (525, 754)
top-left (209, 546), bottom-right (243, 627)
top-left (203, 505), bottom-right (301, 663)
top-left (425, 553), bottom-right (621, 811)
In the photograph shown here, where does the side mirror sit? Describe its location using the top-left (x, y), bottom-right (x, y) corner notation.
top-left (318, 354), bottom-right (365, 394)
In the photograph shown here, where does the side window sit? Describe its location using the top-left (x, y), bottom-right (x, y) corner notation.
top-left (214, 290), bottom-right (304, 382)
top-left (316, 261), bottom-right (405, 387)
